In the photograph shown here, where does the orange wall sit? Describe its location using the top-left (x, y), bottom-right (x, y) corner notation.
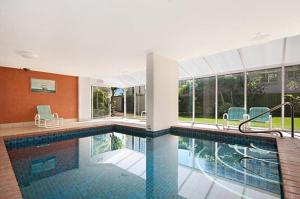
top-left (0, 66), bottom-right (78, 124)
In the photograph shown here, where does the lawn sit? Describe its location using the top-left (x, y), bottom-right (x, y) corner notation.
top-left (124, 114), bottom-right (300, 131)
top-left (178, 116), bottom-right (300, 131)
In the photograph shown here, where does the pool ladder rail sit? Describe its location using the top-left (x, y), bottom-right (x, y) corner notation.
top-left (238, 102), bottom-right (295, 138)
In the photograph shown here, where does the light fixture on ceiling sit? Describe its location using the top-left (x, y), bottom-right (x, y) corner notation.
top-left (251, 32), bottom-right (270, 41)
top-left (16, 50), bottom-right (39, 59)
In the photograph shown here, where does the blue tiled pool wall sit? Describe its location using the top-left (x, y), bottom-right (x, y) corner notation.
top-left (5, 125), bottom-right (275, 151)
top-left (113, 125), bottom-right (170, 138)
top-left (5, 126), bottom-right (113, 149)
top-left (171, 127), bottom-right (277, 149)
top-left (10, 140), bottom-right (80, 188)
top-left (5, 125), bottom-right (170, 149)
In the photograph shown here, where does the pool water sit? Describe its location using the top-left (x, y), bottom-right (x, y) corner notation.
top-left (7, 130), bottom-right (282, 199)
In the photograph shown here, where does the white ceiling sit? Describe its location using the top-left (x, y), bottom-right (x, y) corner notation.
top-left (1, 0), bottom-right (300, 83)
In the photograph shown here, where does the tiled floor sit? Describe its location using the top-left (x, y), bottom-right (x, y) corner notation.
top-left (0, 138), bottom-right (22, 199)
top-left (0, 118), bottom-right (299, 199)
top-left (277, 138), bottom-right (300, 199)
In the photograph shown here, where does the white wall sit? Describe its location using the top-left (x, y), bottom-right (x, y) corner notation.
top-left (146, 52), bottom-right (179, 131)
top-left (78, 77), bottom-right (92, 121)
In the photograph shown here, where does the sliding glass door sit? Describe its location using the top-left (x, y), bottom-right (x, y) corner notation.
top-left (247, 68), bottom-right (282, 129)
top-left (285, 65), bottom-right (300, 131)
top-left (111, 88), bottom-right (125, 117)
top-left (217, 73), bottom-right (244, 125)
top-left (92, 86), bottom-right (110, 119)
top-left (178, 80), bottom-right (193, 122)
top-left (195, 77), bottom-right (216, 124)
top-left (136, 86), bottom-right (146, 119)
top-left (126, 87), bottom-right (135, 118)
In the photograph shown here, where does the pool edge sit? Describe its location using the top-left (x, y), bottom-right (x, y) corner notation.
top-left (0, 137), bottom-right (22, 199)
top-left (276, 138), bottom-right (300, 198)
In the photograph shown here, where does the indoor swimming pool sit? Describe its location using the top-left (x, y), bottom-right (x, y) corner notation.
top-left (6, 127), bottom-right (282, 199)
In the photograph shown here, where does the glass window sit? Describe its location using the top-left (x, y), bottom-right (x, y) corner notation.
top-left (247, 68), bottom-right (282, 129)
top-left (136, 86), bottom-right (146, 119)
top-left (178, 80), bottom-right (193, 122)
top-left (111, 88), bottom-right (124, 117)
top-left (218, 73), bottom-right (244, 125)
top-left (178, 137), bottom-right (193, 167)
top-left (194, 139), bottom-right (215, 174)
top-left (126, 87), bottom-right (134, 118)
top-left (285, 65), bottom-right (300, 131)
top-left (92, 134), bottom-right (111, 156)
top-left (92, 87), bottom-right (110, 118)
top-left (195, 76), bottom-right (215, 124)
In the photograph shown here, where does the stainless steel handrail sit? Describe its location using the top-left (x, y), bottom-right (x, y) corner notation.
top-left (238, 102), bottom-right (294, 138)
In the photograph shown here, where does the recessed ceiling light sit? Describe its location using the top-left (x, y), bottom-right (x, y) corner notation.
top-left (16, 50), bottom-right (39, 59)
top-left (251, 32), bottom-right (270, 41)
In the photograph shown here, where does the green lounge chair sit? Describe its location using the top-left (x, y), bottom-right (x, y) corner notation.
top-left (34, 105), bottom-right (63, 128)
top-left (223, 107), bottom-right (247, 130)
top-left (248, 107), bottom-right (272, 130)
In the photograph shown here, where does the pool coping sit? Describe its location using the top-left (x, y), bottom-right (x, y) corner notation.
top-left (0, 137), bottom-right (22, 199)
top-left (0, 123), bottom-right (298, 199)
top-left (276, 138), bottom-right (300, 199)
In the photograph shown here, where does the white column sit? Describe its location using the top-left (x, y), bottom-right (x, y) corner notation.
top-left (78, 77), bottom-right (92, 121)
top-left (146, 52), bottom-right (179, 131)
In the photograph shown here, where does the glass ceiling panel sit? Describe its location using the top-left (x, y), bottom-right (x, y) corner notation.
top-left (179, 66), bottom-right (191, 79)
top-left (179, 57), bottom-right (213, 79)
top-left (285, 35), bottom-right (300, 65)
top-left (240, 39), bottom-right (283, 69)
top-left (103, 35), bottom-right (300, 87)
top-left (204, 49), bottom-right (242, 74)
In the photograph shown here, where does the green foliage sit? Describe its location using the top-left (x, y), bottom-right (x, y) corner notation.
top-left (179, 80), bottom-right (192, 96)
top-left (111, 134), bottom-right (124, 150)
top-left (218, 102), bottom-right (233, 116)
top-left (286, 80), bottom-right (299, 92)
top-left (92, 135), bottom-right (111, 156)
top-left (93, 87), bottom-right (110, 117)
top-left (178, 137), bottom-right (192, 150)
top-left (218, 75), bottom-right (244, 111)
top-left (247, 76), bottom-right (265, 95)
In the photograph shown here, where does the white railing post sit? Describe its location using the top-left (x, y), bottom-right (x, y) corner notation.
top-left (215, 75), bottom-right (218, 125)
top-left (192, 78), bottom-right (195, 124)
top-left (281, 38), bottom-right (287, 130)
top-left (124, 88), bottom-right (127, 118)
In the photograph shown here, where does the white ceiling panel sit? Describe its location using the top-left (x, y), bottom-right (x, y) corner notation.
top-left (285, 35), bottom-right (300, 65)
top-left (240, 39), bottom-right (283, 69)
top-left (179, 57), bottom-right (213, 79)
top-left (204, 50), bottom-right (242, 73)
